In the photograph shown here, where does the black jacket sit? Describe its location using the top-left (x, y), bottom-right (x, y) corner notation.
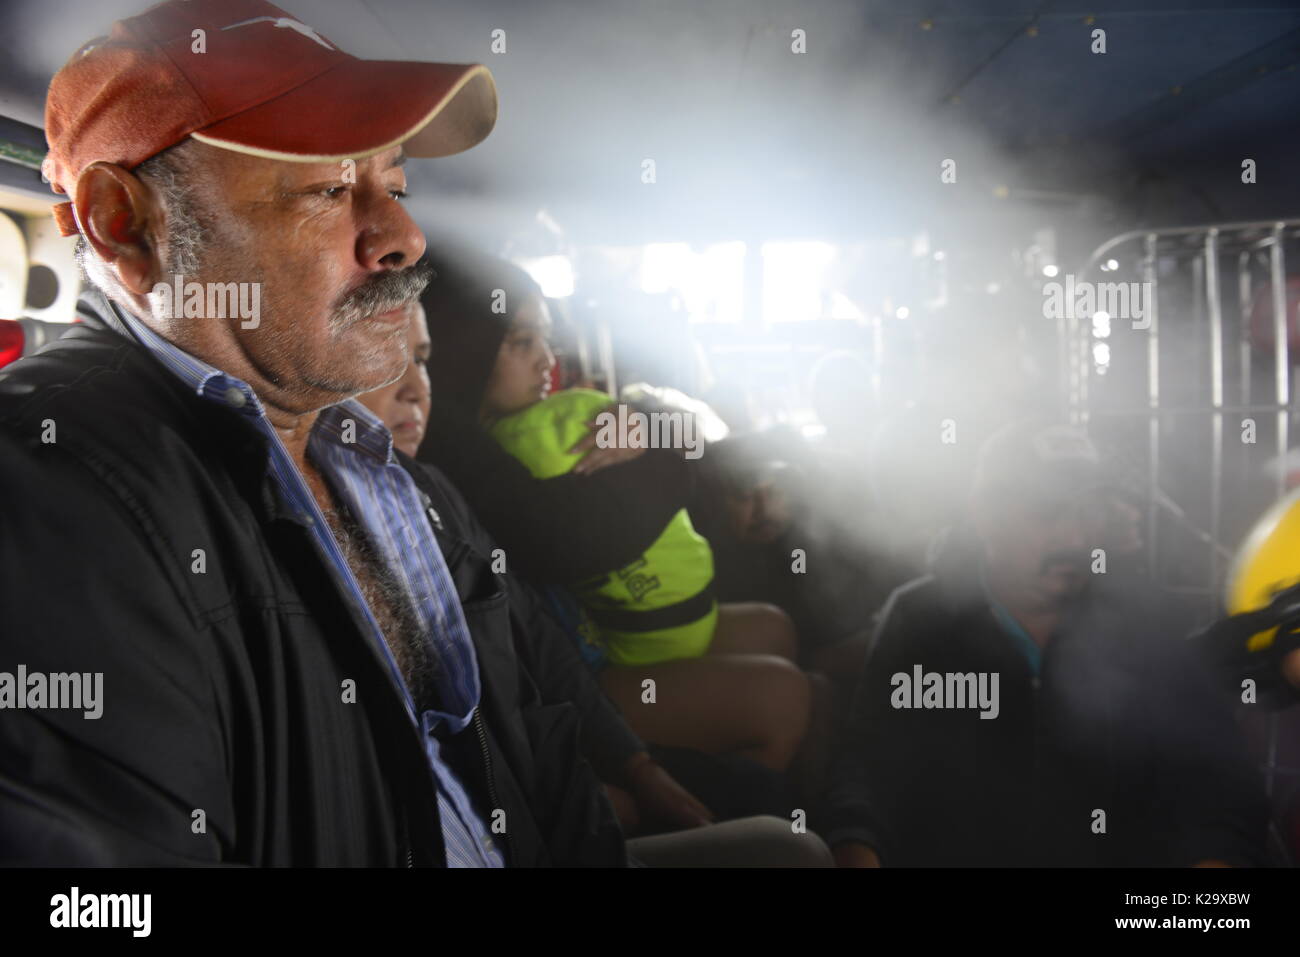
top-left (0, 317), bottom-right (626, 867)
top-left (413, 455), bottom-right (645, 783)
top-left (819, 527), bottom-right (1268, 867)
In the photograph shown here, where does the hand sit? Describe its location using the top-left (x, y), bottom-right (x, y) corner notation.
top-left (569, 403), bottom-right (647, 475)
top-left (833, 842), bottom-right (881, 868)
top-left (623, 755), bottom-right (714, 830)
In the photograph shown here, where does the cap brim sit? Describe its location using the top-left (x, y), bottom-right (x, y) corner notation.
top-left (190, 60), bottom-right (496, 162)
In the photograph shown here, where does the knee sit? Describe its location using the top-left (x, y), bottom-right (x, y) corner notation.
top-left (757, 656), bottom-right (811, 719)
top-left (725, 815), bottom-right (835, 867)
top-left (750, 603), bottom-right (799, 660)
top-left (750, 658), bottom-right (812, 763)
top-left (625, 815), bottom-right (834, 867)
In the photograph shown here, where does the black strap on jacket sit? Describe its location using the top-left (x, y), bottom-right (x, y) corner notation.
top-left (585, 582), bottom-right (716, 633)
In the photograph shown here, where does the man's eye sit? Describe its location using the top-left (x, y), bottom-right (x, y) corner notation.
top-left (322, 185), bottom-right (349, 198)
top-left (390, 189), bottom-right (409, 200)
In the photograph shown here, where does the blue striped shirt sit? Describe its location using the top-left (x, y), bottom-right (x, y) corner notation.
top-left (113, 304), bottom-right (504, 868)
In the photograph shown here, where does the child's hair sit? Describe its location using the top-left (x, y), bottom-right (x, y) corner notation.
top-left (419, 243), bottom-right (543, 418)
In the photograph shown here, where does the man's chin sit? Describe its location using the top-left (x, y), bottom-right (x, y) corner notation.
top-left (305, 361), bottom-right (405, 404)
top-left (334, 334), bottom-right (408, 388)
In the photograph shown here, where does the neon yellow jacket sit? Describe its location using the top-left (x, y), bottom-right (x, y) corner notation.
top-left (490, 389), bottom-right (717, 665)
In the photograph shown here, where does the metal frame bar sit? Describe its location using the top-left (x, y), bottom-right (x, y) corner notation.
top-left (1075, 220), bottom-right (1300, 574)
top-left (1206, 231), bottom-right (1224, 586)
top-left (1142, 232), bottom-right (1161, 579)
top-left (1269, 225), bottom-right (1290, 504)
top-left (1074, 219), bottom-right (1300, 847)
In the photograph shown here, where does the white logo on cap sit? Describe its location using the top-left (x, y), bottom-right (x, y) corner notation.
top-left (221, 16), bottom-right (335, 50)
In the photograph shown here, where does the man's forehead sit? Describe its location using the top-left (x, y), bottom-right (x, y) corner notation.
top-left (159, 140), bottom-right (407, 185)
top-left (272, 145), bottom-right (408, 178)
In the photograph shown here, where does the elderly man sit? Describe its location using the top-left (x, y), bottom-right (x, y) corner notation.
top-left (820, 421), bottom-right (1268, 867)
top-left (0, 0), bottom-right (624, 866)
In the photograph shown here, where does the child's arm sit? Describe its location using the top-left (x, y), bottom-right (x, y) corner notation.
top-left (419, 406), bottom-right (693, 583)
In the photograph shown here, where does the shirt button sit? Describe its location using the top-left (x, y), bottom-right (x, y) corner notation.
top-left (298, 511), bottom-right (315, 526)
top-left (224, 387), bottom-right (247, 409)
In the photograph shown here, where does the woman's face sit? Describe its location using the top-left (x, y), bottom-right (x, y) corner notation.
top-left (356, 304), bottom-right (432, 457)
top-left (480, 294), bottom-right (556, 420)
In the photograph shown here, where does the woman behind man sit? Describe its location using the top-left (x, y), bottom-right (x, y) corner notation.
top-left (361, 246), bottom-right (814, 776)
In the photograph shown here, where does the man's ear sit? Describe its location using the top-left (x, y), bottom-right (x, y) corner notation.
top-left (73, 162), bottom-right (164, 297)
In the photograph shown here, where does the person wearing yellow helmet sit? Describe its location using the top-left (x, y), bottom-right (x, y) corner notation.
top-left (1198, 487), bottom-right (1300, 704)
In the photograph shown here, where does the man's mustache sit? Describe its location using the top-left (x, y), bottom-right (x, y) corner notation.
top-left (333, 260), bottom-right (433, 325)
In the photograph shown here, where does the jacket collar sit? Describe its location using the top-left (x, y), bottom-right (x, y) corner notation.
top-left (92, 297), bottom-right (417, 523)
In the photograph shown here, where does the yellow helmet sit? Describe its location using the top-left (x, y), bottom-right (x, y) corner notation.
top-left (1226, 487), bottom-right (1300, 642)
top-left (1223, 487), bottom-right (1300, 692)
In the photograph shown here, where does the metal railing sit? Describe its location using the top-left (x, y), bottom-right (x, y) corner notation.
top-left (1070, 219), bottom-right (1300, 585)
top-left (1069, 220), bottom-right (1300, 863)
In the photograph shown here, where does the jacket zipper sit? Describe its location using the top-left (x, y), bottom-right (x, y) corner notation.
top-left (472, 707), bottom-right (508, 862)
top-left (402, 811), bottom-right (414, 868)
top-left (418, 484), bottom-right (507, 865)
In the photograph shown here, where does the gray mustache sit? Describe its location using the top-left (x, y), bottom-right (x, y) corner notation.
top-left (334, 260), bottom-right (433, 324)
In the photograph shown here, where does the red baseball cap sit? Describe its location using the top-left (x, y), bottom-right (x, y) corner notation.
top-left (42, 0), bottom-right (498, 236)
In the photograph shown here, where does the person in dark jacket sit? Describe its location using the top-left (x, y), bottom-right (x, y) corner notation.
top-left (348, 307), bottom-right (831, 859)
top-left (415, 245), bottom-right (814, 775)
top-left (360, 305), bottom-right (826, 833)
top-left (356, 306), bottom-right (715, 832)
top-left (0, 289), bottom-right (629, 865)
top-left (0, 0), bottom-right (625, 867)
top-left (821, 421), bottom-right (1268, 867)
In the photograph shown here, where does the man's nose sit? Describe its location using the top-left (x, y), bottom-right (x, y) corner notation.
top-left (539, 342), bottom-right (557, 372)
top-left (355, 196), bottom-right (426, 272)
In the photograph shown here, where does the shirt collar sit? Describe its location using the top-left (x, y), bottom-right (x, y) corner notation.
top-left (112, 302), bottom-right (396, 460)
top-left (313, 400), bottom-right (396, 464)
top-left (113, 301), bottom-right (263, 416)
